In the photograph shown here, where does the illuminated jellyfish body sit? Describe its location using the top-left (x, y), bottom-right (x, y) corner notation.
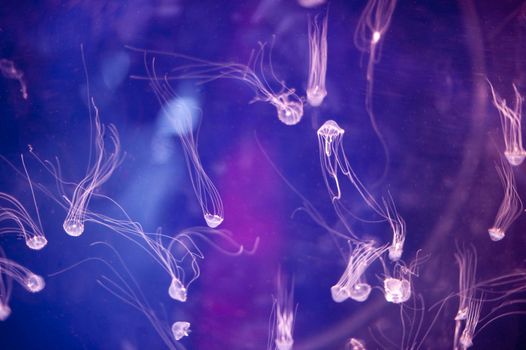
top-left (0, 256), bottom-right (12, 321)
top-left (347, 338), bottom-right (366, 350)
top-left (270, 271), bottom-right (295, 350)
top-left (488, 160), bottom-right (522, 241)
top-left (458, 297), bottom-right (483, 350)
top-left (383, 193), bottom-right (406, 261)
top-left (298, 0), bottom-right (327, 8)
top-left (381, 252), bottom-right (424, 304)
top-left (128, 45), bottom-right (304, 126)
top-left (63, 99), bottom-right (122, 237)
top-left (171, 321), bottom-right (191, 341)
top-left (0, 257), bottom-right (45, 294)
top-left (0, 58), bottom-right (28, 99)
top-left (331, 241), bottom-right (387, 303)
top-left (145, 62), bottom-right (224, 228)
top-left (306, 11), bottom-right (328, 107)
top-left (488, 81), bottom-right (526, 166)
top-left (0, 192), bottom-right (47, 250)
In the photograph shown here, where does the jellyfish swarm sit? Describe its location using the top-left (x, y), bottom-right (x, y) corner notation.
top-left (331, 241), bottom-right (387, 303)
top-left (488, 81), bottom-right (526, 166)
top-left (63, 99), bottom-right (122, 237)
top-left (0, 58), bottom-right (28, 99)
top-left (270, 271), bottom-right (295, 350)
top-left (0, 192), bottom-right (47, 250)
top-left (488, 160), bottom-right (522, 241)
top-left (353, 0), bottom-right (397, 178)
top-left (128, 45), bottom-right (304, 126)
top-left (143, 57), bottom-right (224, 228)
top-left (306, 11), bottom-right (328, 107)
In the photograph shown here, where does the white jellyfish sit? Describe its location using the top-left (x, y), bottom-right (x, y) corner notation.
top-left (488, 80), bottom-right (526, 166)
top-left (0, 257), bottom-right (45, 293)
top-left (458, 297), bottom-right (483, 350)
top-left (381, 252), bottom-right (424, 304)
top-left (306, 11), bottom-right (328, 107)
top-left (347, 338), bottom-right (366, 350)
top-left (0, 257), bottom-right (12, 321)
top-left (0, 58), bottom-right (27, 99)
top-left (63, 98), bottom-right (122, 237)
top-left (353, 0), bottom-right (397, 178)
top-left (145, 60), bottom-right (224, 228)
top-left (269, 271), bottom-right (295, 350)
top-left (488, 159), bottom-right (522, 241)
top-left (331, 241), bottom-right (387, 303)
top-left (128, 45), bottom-right (304, 126)
top-left (171, 321), bottom-right (191, 341)
top-left (382, 193), bottom-right (406, 261)
top-left (298, 0), bottom-right (327, 8)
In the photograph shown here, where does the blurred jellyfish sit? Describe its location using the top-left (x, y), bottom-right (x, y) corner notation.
top-left (353, 0), bottom-right (397, 179)
top-left (453, 244), bottom-right (477, 350)
top-left (145, 61), bottom-right (224, 228)
top-left (382, 193), bottom-right (406, 261)
top-left (171, 321), bottom-right (191, 341)
top-left (269, 271), bottom-right (295, 350)
top-left (0, 58), bottom-right (28, 99)
top-left (0, 253), bottom-right (12, 321)
top-left (331, 241), bottom-right (387, 303)
top-left (488, 159), bottom-right (522, 241)
top-left (488, 81), bottom-right (526, 166)
top-left (458, 296), bottom-right (483, 349)
top-left (346, 338), bottom-right (366, 350)
top-left (298, 0), bottom-right (326, 8)
top-left (62, 99), bottom-right (122, 237)
top-left (129, 45), bottom-right (304, 126)
top-left (306, 11), bottom-right (328, 107)
top-left (0, 256), bottom-right (44, 294)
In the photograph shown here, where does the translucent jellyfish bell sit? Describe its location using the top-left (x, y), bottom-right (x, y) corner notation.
top-left (388, 242), bottom-right (403, 261)
top-left (459, 330), bottom-right (473, 349)
top-left (63, 219), bottom-right (85, 237)
top-left (383, 277), bottom-right (411, 304)
top-left (26, 236), bottom-right (48, 250)
top-left (168, 277), bottom-right (187, 302)
top-left (204, 213), bottom-right (223, 229)
top-left (277, 98), bottom-right (303, 126)
top-left (488, 227), bottom-right (505, 241)
top-left (317, 120), bottom-right (345, 156)
top-left (330, 284), bottom-right (350, 303)
top-left (348, 283), bottom-right (371, 302)
top-left (25, 274), bottom-right (45, 293)
top-left (504, 150), bottom-right (526, 166)
top-left (171, 321), bottom-right (191, 341)
top-left (0, 303), bottom-right (11, 321)
top-left (307, 87), bottom-right (327, 108)
top-left (455, 307), bottom-right (468, 321)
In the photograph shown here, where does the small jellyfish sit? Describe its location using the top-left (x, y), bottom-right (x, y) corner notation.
top-left (383, 277), bottom-right (410, 304)
top-left (298, 0), bottom-right (327, 8)
top-left (488, 159), bottom-right (522, 241)
top-left (0, 58), bottom-right (28, 99)
top-left (306, 11), bottom-right (328, 107)
top-left (128, 44), bottom-right (304, 126)
top-left (0, 257), bottom-right (45, 294)
top-left (171, 321), bottom-right (191, 341)
top-left (353, 0), bottom-right (397, 179)
top-left (62, 99), bottom-right (122, 237)
top-left (25, 273), bottom-right (45, 293)
top-left (168, 277), bottom-right (187, 302)
top-left (347, 338), bottom-right (366, 350)
top-left (382, 193), bottom-right (406, 261)
top-left (488, 80), bottom-right (526, 166)
top-left (270, 271), bottom-right (295, 350)
top-left (331, 241), bottom-right (387, 303)
top-left (458, 297), bottom-right (483, 349)
top-left (0, 303), bottom-right (11, 321)
top-left (0, 258), bottom-right (12, 322)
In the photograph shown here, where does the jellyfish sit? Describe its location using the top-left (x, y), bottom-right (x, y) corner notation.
top-left (0, 58), bottom-right (28, 99)
top-left (458, 297), bottom-right (483, 349)
top-left (128, 45), bottom-right (304, 126)
top-left (488, 159), bottom-right (522, 241)
top-left (298, 0), bottom-right (327, 8)
top-left (144, 58), bottom-right (224, 228)
top-left (381, 252), bottom-right (425, 304)
top-left (270, 271), bottom-right (295, 350)
top-left (0, 256), bottom-right (12, 321)
top-left (382, 193), bottom-right (406, 261)
top-left (0, 257), bottom-right (44, 293)
top-left (171, 321), bottom-right (191, 341)
top-left (347, 338), bottom-right (366, 350)
top-left (306, 11), bottom-right (328, 107)
top-left (331, 241), bottom-right (387, 303)
top-left (353, 0), bottom-right (397, 179)
top-left (63, 98), bottom-right (122, 237)
top-left (488, 80), bottom-right (526, 166)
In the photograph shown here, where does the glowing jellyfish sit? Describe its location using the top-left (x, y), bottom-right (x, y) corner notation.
top-left (271, 271), bottom-right (295, 350)
top-left (353, 0), bottom-right (397, 178)
top-left (148, 69), bottom-right (224, 228)
top-left (168, 277), bottom-right (187, 302)
top-left (0, 257), bottom-right (12, 321)
top-left (306, 11), bottom-right (328, 107)
top-left (458, 297), bottom-right (483, 349)
top-left (63, 99), bottom-right (122, 237)
top-left (331, 241), bottom-right (387, 303)
top-left (381, 253), bottom-right (424, 304)
top-left (488, 81), bottom-right (526, 166)
top-left (171, 321), bottom-right (191, 341)
top-left (0, 192), bottom-right (47, 250)
top-left (298, 0), bottom-right (327, 8)
top-left (347, 338), bottom-right (366, 350)
top-left (128, 45), bottom-right (304, 126)
top-left (488, 160), bottom-right (522, 241)
top-left (0, 58), bottom-right (28, 99)
top-left (0, 257), bottom-right (44, 293)
top-left (382, 193), bottom-right (406, 261)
